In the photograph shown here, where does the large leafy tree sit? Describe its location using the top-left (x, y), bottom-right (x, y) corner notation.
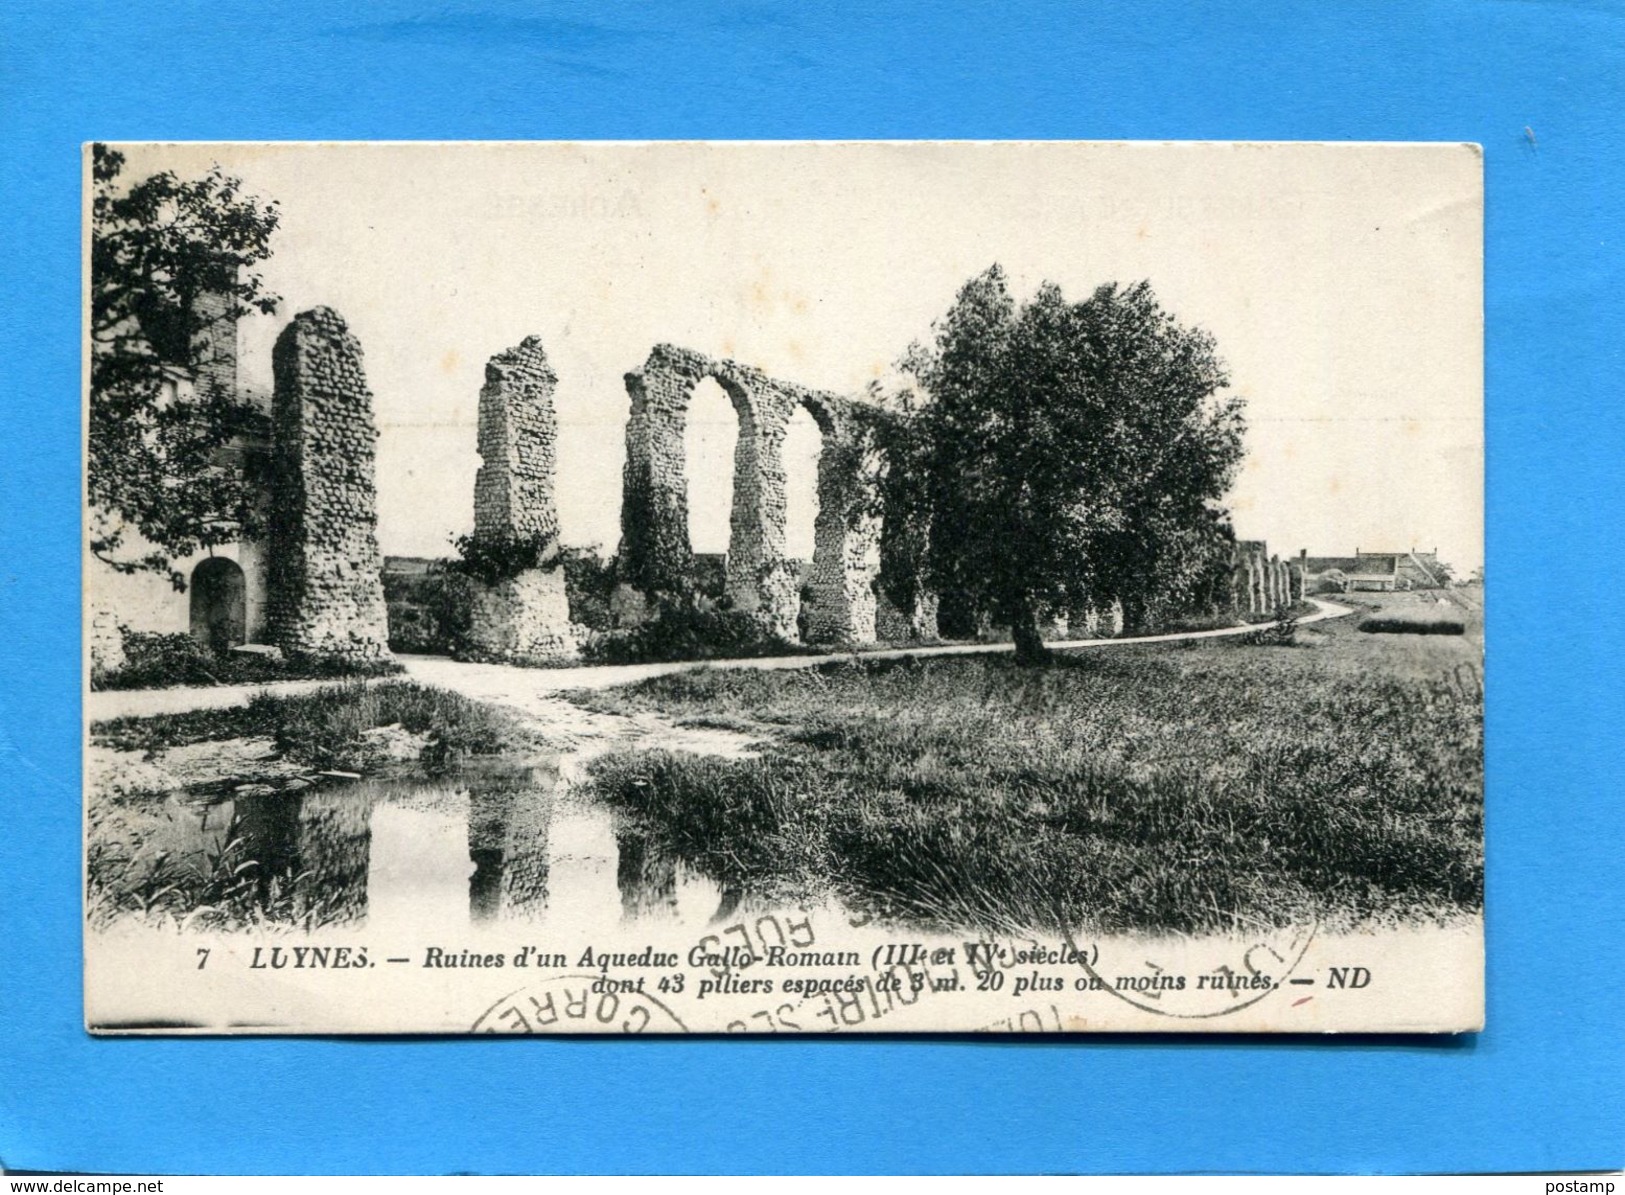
top-left (89, 144), bottom-right (280, 588)
top-left (910, 265), bottom-right (1245, 662)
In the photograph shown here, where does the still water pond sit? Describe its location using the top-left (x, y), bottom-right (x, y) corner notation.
top-left (91, 754), bottom-right (733, 934)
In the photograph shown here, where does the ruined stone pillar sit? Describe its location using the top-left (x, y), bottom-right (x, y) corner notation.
top-left (803, 423), bottom-right (879, 646)
top-left (1289, 561), bottom-right (1305, 602)
top-left (1229, 561), bottom-right (1248, 617)
top-left (723, 383), bottom-right (798, 638)
top-left (473, 337), bottom-right (560, 545)
top-left (465, 338), bottom-right (575, 664)
top-left (266, 307), bottom-right (391, 663)
top-left (876, 589), bottom-right (940, 642)
top-left (616, 347), bottom-right (701, 596)
top-left (1089, 599), bottom-right (1124, 637)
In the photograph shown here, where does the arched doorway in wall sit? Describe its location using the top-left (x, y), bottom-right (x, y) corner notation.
top-left (783, 403), bottom-right (824, 638)
top-left (683, 376), bottom-right (738, 601)
top-left (190, 556), bottom-right (247, 653)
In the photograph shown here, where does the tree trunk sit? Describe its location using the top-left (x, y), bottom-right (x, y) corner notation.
top-left (1011, 598), bottom-right (1050, 665)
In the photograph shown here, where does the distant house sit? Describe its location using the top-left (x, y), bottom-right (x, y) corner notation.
top-left (1395, 551), bottom-right (1449, 588)
top-left (1300, 549), bottom-right (1450, 594)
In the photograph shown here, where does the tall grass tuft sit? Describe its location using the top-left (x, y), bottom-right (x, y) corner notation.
top-left (93, 680), bottom-right (526, 771)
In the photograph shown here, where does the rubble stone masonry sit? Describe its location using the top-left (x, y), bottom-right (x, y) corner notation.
top-left (617, 344), bottom-right (880, 645)
top-left (466, 337), bottom-right (576, 663)
top-left (265, 308), bottom-right (391, 663)
top-left (466, 567), bottom-right (576, 664)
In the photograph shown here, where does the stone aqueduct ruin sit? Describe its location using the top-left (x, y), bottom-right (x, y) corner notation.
top-left (264, 308), bottom-right (392, 664)
top-left (254, 307), bottom-right (1300, 665)
top-left (617, 343), bottom-right (888, 646)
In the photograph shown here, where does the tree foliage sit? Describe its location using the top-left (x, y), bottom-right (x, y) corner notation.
top-left (851, 381), bottom-right (934, 620)
top-left (908, 265), bottom-right (1245, 661)
top-left (89, 144), bottom-right (280, 588)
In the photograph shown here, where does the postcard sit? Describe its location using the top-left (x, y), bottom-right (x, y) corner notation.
top-left (84, 141), bottom-right (1483, 1033)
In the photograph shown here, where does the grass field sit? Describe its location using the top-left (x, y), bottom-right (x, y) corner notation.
top-left (578, 605), bottom-right (1483, 934)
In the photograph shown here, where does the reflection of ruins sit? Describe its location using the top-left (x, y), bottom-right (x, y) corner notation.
top-left (464, 763), bottom-right (556, 922)
top-left (232, 789), bottom-right (374, 924)
top-left (113, 762), bottom-right (765, 930)
top-left (615, 823), bottom-right (679, 920)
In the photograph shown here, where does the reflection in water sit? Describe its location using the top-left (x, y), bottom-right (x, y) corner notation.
top-left (616, 823), bottom-right (677, 919)
top-left (466, 762), bottom-right (556, 922)
top-left (293, 790), bottom-right (374, 923)
top-left (93, 748), bottom-right (738, 931)
top-left (216, 788), bottom-right (375, 925)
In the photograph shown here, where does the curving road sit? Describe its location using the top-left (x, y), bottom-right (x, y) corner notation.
top-left (88, 598), bottom-right (1354, 722)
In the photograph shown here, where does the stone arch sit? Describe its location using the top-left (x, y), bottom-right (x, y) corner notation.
top-left (683, 375), bottom-right (742, 563)
top-left (616, 345), bottom-right (880, 645)
top-left (190, 556), bottom-right (246, 653)
top-left (618, 346), bottom-right (767, 601)
top-left (799, 391), bottom-right (879, 645)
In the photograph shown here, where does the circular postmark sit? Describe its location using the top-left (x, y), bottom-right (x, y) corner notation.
top-left (1056, 918), bottom-right (1320, 1022)
top-left (471, 972), bottom-right (690, 1035)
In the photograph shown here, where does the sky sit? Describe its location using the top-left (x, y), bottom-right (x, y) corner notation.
top-left (107, 142), bottom-right (1484, 572)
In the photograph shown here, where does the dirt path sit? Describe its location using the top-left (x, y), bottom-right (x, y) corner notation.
top-left (88, 598), bottom-right (1355, 724)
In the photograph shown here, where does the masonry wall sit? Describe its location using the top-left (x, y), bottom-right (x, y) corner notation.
top-left (876, 589), bottom-right (940, 642)
top-left (465, 568), bottom-right (576, 663)
top-left (616, 344), bottom-right (880, 645)
top-left (803, 431), bottom-right (880, 646)
top-left (264, 307), bottom-right (392, 663)
top-left (465, 338), bottom-right (577, 663)
top-left (473, 337), bottom-right (560, 544)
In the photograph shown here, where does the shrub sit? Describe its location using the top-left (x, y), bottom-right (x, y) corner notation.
top-left (105, 631), bottom-right (217, 688)
top-left (581, 603), bottom-right (806, 665)
top-left (561, 548), bottom-right (618, 632)
top-left (449, 531), bottom-right (557, 586)
top-left (1239, 604), bottom-right (1299, 647)
top-left (93, 630), bottom-right (401, 690)
top-left (383, 563), bottom-right (474, 654)
top-left (1359, 615), bottom-right (1466, 636)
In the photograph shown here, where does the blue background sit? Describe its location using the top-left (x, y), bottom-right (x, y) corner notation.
top-left (3, 0), bottom-right (1621, 1175)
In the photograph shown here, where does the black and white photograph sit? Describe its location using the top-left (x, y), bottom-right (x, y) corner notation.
top-left (83, 141), bottom-right (1483, 1034)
